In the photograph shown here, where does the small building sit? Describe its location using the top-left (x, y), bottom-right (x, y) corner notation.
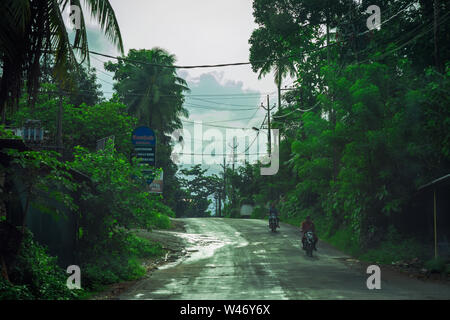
top-left (406, 174), bottom-right (450, 258)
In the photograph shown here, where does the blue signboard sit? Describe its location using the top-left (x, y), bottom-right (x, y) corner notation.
top-left (132, 126), bottom-right (156, 146)
top-left (132, 126), bottom-right (156, 183)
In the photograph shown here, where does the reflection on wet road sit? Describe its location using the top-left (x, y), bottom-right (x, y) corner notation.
top-left (119, 218), bottom-right (450, 300)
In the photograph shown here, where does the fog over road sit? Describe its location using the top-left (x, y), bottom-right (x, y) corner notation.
top-left (120, 218), bottom-right (450, 300)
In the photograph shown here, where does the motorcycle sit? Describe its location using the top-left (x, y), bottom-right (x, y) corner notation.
top-left (304, 231), bottom-right (315, 257)
top-left (269, 215), bottom-right (278, 232)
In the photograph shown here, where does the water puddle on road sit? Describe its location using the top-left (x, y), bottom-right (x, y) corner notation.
top-left (156, 228), bottom-right (251, 271)
top-left (156, 232), bottom-right (228, 270)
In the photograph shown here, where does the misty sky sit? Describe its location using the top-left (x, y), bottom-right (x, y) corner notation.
top-left (76, 0), bottom-right (289, 169)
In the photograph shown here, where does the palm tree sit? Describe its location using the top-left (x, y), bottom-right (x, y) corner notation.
top-left (248, 27), bottom-right (296, 110)
top-left (0, 0), bottom-right (124, 120)
top-left (254, 56), bottom-right (296, 110)
top-left (273, 61), bottom-right (297, 110)
top-left (105, 48), bottom-right (190, 135)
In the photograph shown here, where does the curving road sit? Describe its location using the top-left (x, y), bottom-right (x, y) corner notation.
top-left (119, 218), bottom-right (450, 300)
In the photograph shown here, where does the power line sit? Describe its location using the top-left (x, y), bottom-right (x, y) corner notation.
top-left (177, 152), bottom-right (268, 156)
top-left (356, 10), bottom-right (450, 65)
top-left (272, 101), bottom-right (321, 119)
top-left (180, 119), bottom-right (262, 130)
top-left (238, 114), bottom-right (267, 156)
top-left (202, 115), bottom-right (265, 124)
top-left (82, 40), bottom-right (341, 70)
top-left (96, 77), bottom-right (116, 87)
top-left (187, 96), bottom-right (264, 108)
top-left (184, 103), bottom-right (259, 111)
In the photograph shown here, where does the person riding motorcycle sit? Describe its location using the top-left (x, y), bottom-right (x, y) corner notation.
top-left (301, 216), bottom-right (317, 250)
top-left (269, 203), bottom-right (280, 228)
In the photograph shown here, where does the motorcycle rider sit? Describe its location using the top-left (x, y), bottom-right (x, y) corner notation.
top-left (301, 216), bottom-right (317, 250)
top-left (269, 202), bottom-right (280, 228)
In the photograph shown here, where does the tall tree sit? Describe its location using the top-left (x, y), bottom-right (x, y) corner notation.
top-left (179, 165), bottom-right (213, 217)
top-left (104, 48), bottom-right (190, 209)
top-left (104, 48), bottom-right (189, 135)
top-left (0, 0), bottom-right (124, 119)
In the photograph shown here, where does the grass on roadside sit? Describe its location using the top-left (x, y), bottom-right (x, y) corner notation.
top-left (81, 233), bottom-right (166, 294)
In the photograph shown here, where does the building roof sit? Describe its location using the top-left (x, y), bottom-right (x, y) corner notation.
top-left (418, 174), bottom-right (450, 191)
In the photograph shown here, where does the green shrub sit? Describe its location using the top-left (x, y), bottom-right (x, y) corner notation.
top-left (0, 278), bottom-right (34, 300)
top-left (80, 234), bottom-right (164, 291)
top-left (326, 226), bottom-right (362, 257)
top-left (2, 230), bottom-right (81, 300)
top-left (251, 205), bottom-right (267, 219)
top-left (82, 255), bottom-right (145, 291)
top-left (127, 234), bottom-right (164, 259)
top-left (359, 237), bottom-right (425, 264)
top-left (424, 258), bottom-right (447, 273)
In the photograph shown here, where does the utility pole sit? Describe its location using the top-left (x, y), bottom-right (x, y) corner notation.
top-left (229, 136), bottom-right (239, 173)
top-left (218, 192), bottom-right (221, 217)
top-left (228, 138), bottom-right (239, 212)
top-left (260, 95), bottom-right (276, 157)
top-left (215, 196), bottom-right (218, 217)
top-left (220, 157), bottom-right (227, 217)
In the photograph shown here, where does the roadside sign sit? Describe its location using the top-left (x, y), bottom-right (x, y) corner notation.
top-left (96, 135), bottom-right (115, 151)
top-left (132, 127), bottom-right (156, 166)
top-left (132, 126), bottom-right (156, 183)
top-left (149, 170), bottom-right (163, 194)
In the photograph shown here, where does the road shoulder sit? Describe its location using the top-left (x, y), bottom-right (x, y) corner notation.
top-left (89, 218), bottom-right (189, 300)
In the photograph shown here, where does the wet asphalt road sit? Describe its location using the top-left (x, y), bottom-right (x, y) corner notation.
top-left (119, 218), bottom-right (450, 300)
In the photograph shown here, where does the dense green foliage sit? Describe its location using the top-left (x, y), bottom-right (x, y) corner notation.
top-left (178, 165), bottom-right (214, 217)
top-left (0, 0), bottom-right (123, 116)
top-left (224, 0), bottom-right (450, 264)
top-left (0, 230), bottom-right (79, 300)
top-left (10, 87), bottom-right (137, 155)
top-left (0, 1), bottom-right (192, 300)
top-left (72, 143), bottom-right (173, 240)
top-left (81, 233), bottom-right (164, 291)
top-left (1, 139), bottom-right (173, 297)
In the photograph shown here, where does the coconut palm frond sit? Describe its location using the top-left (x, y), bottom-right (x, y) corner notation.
top-left (84, 0), bottom-right (124, 54)
top-left (63, 0), bottom-right (90, 64)
top-left (47, 0), bottom-right (78, 86)
top-left (0, 0), bottom-right (30, 62)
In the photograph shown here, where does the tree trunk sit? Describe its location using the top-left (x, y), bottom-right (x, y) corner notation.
top-left (21, 186), bottom-right (32, 234)
top-left (1, 255), bottom-right (11, 283)
top-left (57, 88), bottom-right (64, 154)
top-left (434, 0), bottom-right (442, 73)
top-left (0, 57), bottom-right (11, 125)
top-left (326, 17), bottom-right (338, 181)
top-left (277, 68), bottom-right (282, 110)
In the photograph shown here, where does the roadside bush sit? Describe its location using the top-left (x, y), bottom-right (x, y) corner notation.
top-left (251, 205), bottom-right (266, 219)
top-left (358, 237), bottom-right (425, 264)
top-left (128, 234), bottom-right (164, 259)
top-left (0, 278), bottom-right (33, 300)
top-left (424, 258), bottom-right (447, 273)
top-left (81, 233), bottom-right (164, 291)
top-left (326, 226), bottom-right (362, 257)
top-left (2, 230), bottom-right (81, 300)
